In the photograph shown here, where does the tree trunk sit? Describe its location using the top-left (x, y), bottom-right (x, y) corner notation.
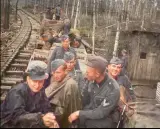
top-left (71, 0), bottom-right (75, 19)
top-left (85, 0), bottom-right (88, 16)
top-left (65, 0), bottom-right (69, 17)
top-left (3, 0), bottom-right (10, 30)
top-left (113, 19), bottom-right (120, 57)
top-left (15, 0), bottom-right (19, 22)
top-left (141, 0), bottom-right (146, 30)
top-left (92, 0), bottom-right (96, 54)
top-left (74, 0), bottom-right (80, 29)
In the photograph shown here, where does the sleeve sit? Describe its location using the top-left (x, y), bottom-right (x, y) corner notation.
top-left (46, 48), bottom-right (57, 74)
top-left (41, 89), bottom-right (53, 114)
top-left (79, 88), bottom-right (120, 120)
top-left (2, 90), bottom-right (46, 128)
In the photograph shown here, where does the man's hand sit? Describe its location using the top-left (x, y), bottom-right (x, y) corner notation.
top-left (42, 112), bottom-right (58, 127)
top-left (68, 111), bottom-right (80, 123)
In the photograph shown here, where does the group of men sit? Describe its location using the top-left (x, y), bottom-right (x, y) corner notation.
top-left (44, 4), bottom-right (62, 21)
top-left (1, 33), bottom-right (134, 128)
top-left (1, 19), bottom-right (135, 128)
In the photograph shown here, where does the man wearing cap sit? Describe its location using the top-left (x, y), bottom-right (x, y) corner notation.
top-left (63, 52), bottom-right (85, 92)
top-left (120, 49), bottom-right (128, 75)
top-left (107, 57), bottom-right (135, 110)
top-left (0, 60), bottom-right (59, 128)
top-left (45, 59), bottom-right (82, 128)
top-left (68, 55), bottom-right (120, 128)
top-left (47, 34), bottom-right (80, 75)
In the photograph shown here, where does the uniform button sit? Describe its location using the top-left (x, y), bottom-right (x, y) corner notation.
top-left (109, 82), bottom-right (111, 85)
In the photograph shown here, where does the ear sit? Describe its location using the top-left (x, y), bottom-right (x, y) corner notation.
top-left (45, 73), bottom-right (49, 79)
top-left (95, 70), bottom-right (100, 77)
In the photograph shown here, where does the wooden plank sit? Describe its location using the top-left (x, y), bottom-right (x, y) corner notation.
top-left (2, 77), bottom-right (23, 82)
top-left (6, 71), bottom-right (24, 75)
top-left (11, 63), bottom-right (27, 67)
top-left (14, 59), bottom-right (29, 63)
top-left (1, 86), bottom-right (12, 90)
top-left (1, 80), bottom-right (17, 85)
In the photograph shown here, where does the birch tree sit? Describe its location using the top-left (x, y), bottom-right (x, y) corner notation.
top-left (71, 0), bottom-right (75, 19)
top-left (15, 0), bottom-right (19, 22)
top-left (74, 0), bottom-right (80, 29)
top-left (92, 0), bottom-right (96, 54)
top-left (85, 0), bottom-right (88, 16)
top-left (65, 0), bottom-right (69, 17)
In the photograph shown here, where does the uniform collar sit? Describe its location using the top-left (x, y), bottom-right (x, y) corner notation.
top-left (94, 74), bottom-right (108, 88)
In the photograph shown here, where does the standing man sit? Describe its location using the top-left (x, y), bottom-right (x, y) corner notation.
top-left (55, 4), bottom-right (61, 20)
top-left (63, 52), bottom-right (85, 92)
top-left (0, 61), bottom-right (59, 128)
top-left (120, 49), bottom-right (128, 75)
top-left (47, 35), bottom-right (80, 74)
top-left (68, 56), bottom-right (120, 128)
top-left (45, 59), bottom-right (82, 128)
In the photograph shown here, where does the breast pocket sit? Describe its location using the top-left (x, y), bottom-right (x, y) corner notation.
top-left (94, 96), bottom-right (105, 107)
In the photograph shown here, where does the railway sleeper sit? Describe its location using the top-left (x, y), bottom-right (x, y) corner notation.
top-left (17, 54), bottom-right (31, 59)
top-left (14, 59), bottom-right (29, 64)
top-left (1, 86), bottom-right (12, 90)
top-left (11, 63), bottom-right (27, 67)
top-left (6, 70), bottom-right (24, 75)
top-left (1, 80), bottom-right (17, 85)
top-left (2, 77), bottom-right (23, 82)
top-left (20, 50), bottom-right (33, 53)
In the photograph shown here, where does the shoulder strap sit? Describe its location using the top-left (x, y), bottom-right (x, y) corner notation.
top-left (48, 77), bottom-right (71, 100)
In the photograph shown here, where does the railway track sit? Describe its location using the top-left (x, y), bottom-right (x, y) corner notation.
top-left (0, 9), bottom-right (40, 101)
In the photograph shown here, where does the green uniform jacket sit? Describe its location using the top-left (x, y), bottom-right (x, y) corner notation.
top-left (45, 75), bottom-right (82, 128)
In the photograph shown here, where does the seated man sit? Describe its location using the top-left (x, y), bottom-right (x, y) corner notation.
top-left (107, 57), bottom-right (135, 110)
top-left (68, 56), bottom-right (120, 128)
top-left (0, 60), bottom-right (59, 128)
top-left (47, 35), bottom-right (80, 74)
top-left (45, 59), bottom-right (82, 128)
top-left (64, 52), bottom-right (85, 92)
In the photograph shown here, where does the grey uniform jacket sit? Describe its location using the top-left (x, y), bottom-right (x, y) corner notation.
top-left (80, 74), bottom-right (120, 124)
top-left (47, 46), bottom-right (80, 73)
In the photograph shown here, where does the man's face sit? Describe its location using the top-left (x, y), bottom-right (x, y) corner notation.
top-left (27, 76), bottom-right (45, 93)
top-left (73, 40), bottom-right (80, 48)
top-left (52, 66), bottom-right (66, 82)
top-left (86, 66), bottom-right (97, 81)
top-left (107, 64), bottom-right (122, 78)
top-left (66, 58), bottom-right (76, 71)
top-left (62, 38), bottom-right (70, 49)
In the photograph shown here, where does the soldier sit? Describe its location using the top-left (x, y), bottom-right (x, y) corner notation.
top-left (0, 61), bottom-right (59, 128)
top-left (47, 35), bottom-right (80, 74)
top-left (69, 29), bottom-right (82, 48)
top-left (120, 49), bottom-right (128, 75)
top-left (63, 52), bottom-right (85, 92)
top-left (55, 4), bottom-right (61, 20)
top-left (44, 7), bottom-right (53, 20)
top-left (107, 57), bottom-right (135, 110)
top-left (68, 56), bottom-right (120, 128)
top-left (45, 59), bottom-right (82, 128)
top-left (58, 18), bottom-right (71, 35)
